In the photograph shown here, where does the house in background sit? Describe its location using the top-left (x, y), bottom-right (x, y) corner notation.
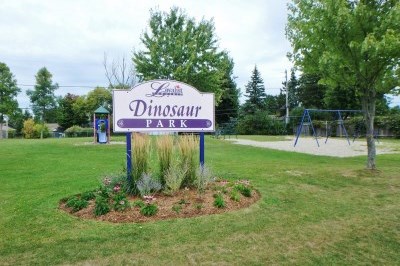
top-left (0, 123), bottom-right (15, 139)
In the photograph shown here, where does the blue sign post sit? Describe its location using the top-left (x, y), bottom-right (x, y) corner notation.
top-left (126, 132), bottom-right (132, 182)
top-left (113, 80), bottom-right (215, 181)
top-left (200, 132), bottom-right (205, 167)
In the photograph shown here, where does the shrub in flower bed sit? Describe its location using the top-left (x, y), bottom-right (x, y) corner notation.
top-left (60, 134), bottom-right (259, 222)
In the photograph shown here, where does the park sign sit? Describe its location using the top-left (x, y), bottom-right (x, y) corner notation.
top-left (113, 80), bottom-right (215, 132)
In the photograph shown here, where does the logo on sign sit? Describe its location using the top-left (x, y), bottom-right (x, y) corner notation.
top-left (113, 80), bottom-right (214, 132)
top-left (145, 82), bottom-right (183, 97)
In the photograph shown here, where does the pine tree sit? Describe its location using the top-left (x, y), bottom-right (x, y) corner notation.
top-left (242, 65), bottom-right (266, 114)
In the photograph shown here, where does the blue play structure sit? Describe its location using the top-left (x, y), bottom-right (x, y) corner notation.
top-left (294, 109), bottom-right (364, 147)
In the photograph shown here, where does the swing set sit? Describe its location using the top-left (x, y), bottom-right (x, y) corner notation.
top-left (294, 109), bottom-right (365, 147)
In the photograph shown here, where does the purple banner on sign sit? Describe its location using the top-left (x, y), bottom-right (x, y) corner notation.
top-left (117, 118), bottom-right (212, 129)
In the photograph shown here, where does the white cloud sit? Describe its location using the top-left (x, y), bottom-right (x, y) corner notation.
top-left (0, 0), bottom-right (292, 108)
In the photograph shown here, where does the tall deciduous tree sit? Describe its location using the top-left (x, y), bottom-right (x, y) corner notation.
top-left (27, 67), bottom-right (58, 139)
top-left (85, 87), bottom-right (112, 113)
top-left (57, 93), bottom-right (88, 130)
top-left (133, 7), bottom-right (233, 101)
top-left (297, 73), bottom-right (327, 109)
top-left (287, 0), bottom-right (400, 169)
top-left (0, 62), bottom-right (20, 139)
top-left (242, 65), bottom-right (267, 115)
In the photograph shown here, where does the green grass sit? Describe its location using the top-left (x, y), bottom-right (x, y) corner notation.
top-left (1, 136), bottom-right (399, 265)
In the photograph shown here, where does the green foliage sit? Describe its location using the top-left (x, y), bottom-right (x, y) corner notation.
top-left (2, 137), bottom-right (400, 264)
top-left (234, 184), bottom-right (252, 198)
top-left (81, 191), bottom-right (96, 201)
top-left (131, 133), bottom-right (151, 193)
top-left (57, 93), bottom-right (88, 129)
top-left (156, 134), bottom-right (174, 186)
top-left (213, 193), bottom-right (225, 208)
top-left (164, 157), bottom-right (188, 194)
top-left (112, 193), bottom-right (129, 212)
top-left (133, 7), bottom-right (233, 102)
top-left (140, 203), bottom-right (158, 217)
top-left (86, 87), bottom-right (112, 113)
top-left (172, 204), bottom-right (182, 214)
top-left (215, 59), bottom-right (240, 125)
top-left (0, 62), bottom-right (20, 136)
top-left (22, 119), bottom-right (35, 139)
top-left (178, 134), bottom-right (198, 187)
top-left (26, 67), bottom-right (58, 136)
top-left (297, 73), bottom-right (327, 109)
top-left (94, 196), bottom-right (110, 216)
top-left (230, 190), bottom-right (241, 202)
top-left (132, 200), bottom-right (145, 208)
top-left (33, 123), bottom-right (50, 138)
top-left (66, 196), bottom-right (88, 212)
top-left (242, 65), bottom-right (267, 115)
top-left (287, 0), bottom-right (400, 169)
top-left (237, 110), bottom-right (287, 135)
top-left (22, 119), bottom-right (50, 139)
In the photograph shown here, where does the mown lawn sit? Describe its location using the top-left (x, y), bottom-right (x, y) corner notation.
top-left (0, 137), bottom-right (399, 265)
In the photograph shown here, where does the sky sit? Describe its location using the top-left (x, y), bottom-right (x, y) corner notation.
top-left (0, 0), bottom-right (292, 110)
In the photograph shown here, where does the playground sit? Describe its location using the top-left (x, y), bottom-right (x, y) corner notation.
top-left (228, 137), bottom-right (400, 157)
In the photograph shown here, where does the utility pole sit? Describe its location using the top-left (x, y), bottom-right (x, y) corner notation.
top-left (285, 69), bottom-right (289, 124)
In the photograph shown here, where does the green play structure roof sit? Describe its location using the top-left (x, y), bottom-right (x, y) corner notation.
top-left (94, 106), bottom-right (110, 114)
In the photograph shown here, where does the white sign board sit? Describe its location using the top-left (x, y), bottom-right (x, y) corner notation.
top-left (113, 80), bottom-right (215, 132)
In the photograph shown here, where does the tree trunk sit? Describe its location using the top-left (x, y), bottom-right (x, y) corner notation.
top-left (362, 92), bottom-right (376, 170)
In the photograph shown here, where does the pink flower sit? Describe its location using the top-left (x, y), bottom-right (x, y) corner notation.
top-left (113, 185), bottom-right (121, 192)
top-left (220, 180), bottom-right (229, 186)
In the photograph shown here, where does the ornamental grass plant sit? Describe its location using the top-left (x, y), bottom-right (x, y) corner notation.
top-left (178, 134), bottom-right (199, 187)
top-left (131, 133), bottom-right (151, 194)
top-left (156, 134), bottom-right (174, 186)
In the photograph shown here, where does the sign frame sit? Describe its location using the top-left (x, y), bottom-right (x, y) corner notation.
top-left (113, 80), bottom-right (215, 133)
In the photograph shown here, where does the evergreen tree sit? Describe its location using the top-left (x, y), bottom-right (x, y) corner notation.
top-left (215, 58), bottom-right (240, 125)
top-left (0, 62), bottom-right (20, 139)
top-left (242, 65), bottom-right (266, 114)
top-left (287, 69), bottom-right (299, 108)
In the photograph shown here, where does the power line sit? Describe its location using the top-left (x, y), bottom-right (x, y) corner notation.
top-left (18, 84), bottom-right (104, 89)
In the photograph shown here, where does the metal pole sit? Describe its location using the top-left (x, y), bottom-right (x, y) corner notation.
top-left (200, 132), bottom-right (205, 167)
top-left (285, 70), bottom-right (289, 124)
top-left (126, 132), bottom-right (132, 183)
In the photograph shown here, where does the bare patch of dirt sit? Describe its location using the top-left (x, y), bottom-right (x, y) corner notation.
top-left (60, 182), bottom-right (260, 223)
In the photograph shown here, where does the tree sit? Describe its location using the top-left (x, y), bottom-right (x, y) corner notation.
top-left (8, 108), bottom-right (32, 137)
top-left (242, 65), bottom-right (267, 115)
top-left (103, 53), bottom-right (137, 90)
top-left (26, 67), bottom-right (58, 139)
top-left (0, 62), bottom-right (20, 139)
top-left (297, 73), bottom-right (327, 109)
top-left (215, 57), bottom-right (240, 125)
top-left (287, 0), bottom-right (400, 169)
top-left (85, 87), bottom-right (112, 113)
top-left (133, 7), bottom-right (232, 101)
top-left (282, 69), bottom-right (299, 109)
top-left (57, 93), bottom-right (88, 130)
